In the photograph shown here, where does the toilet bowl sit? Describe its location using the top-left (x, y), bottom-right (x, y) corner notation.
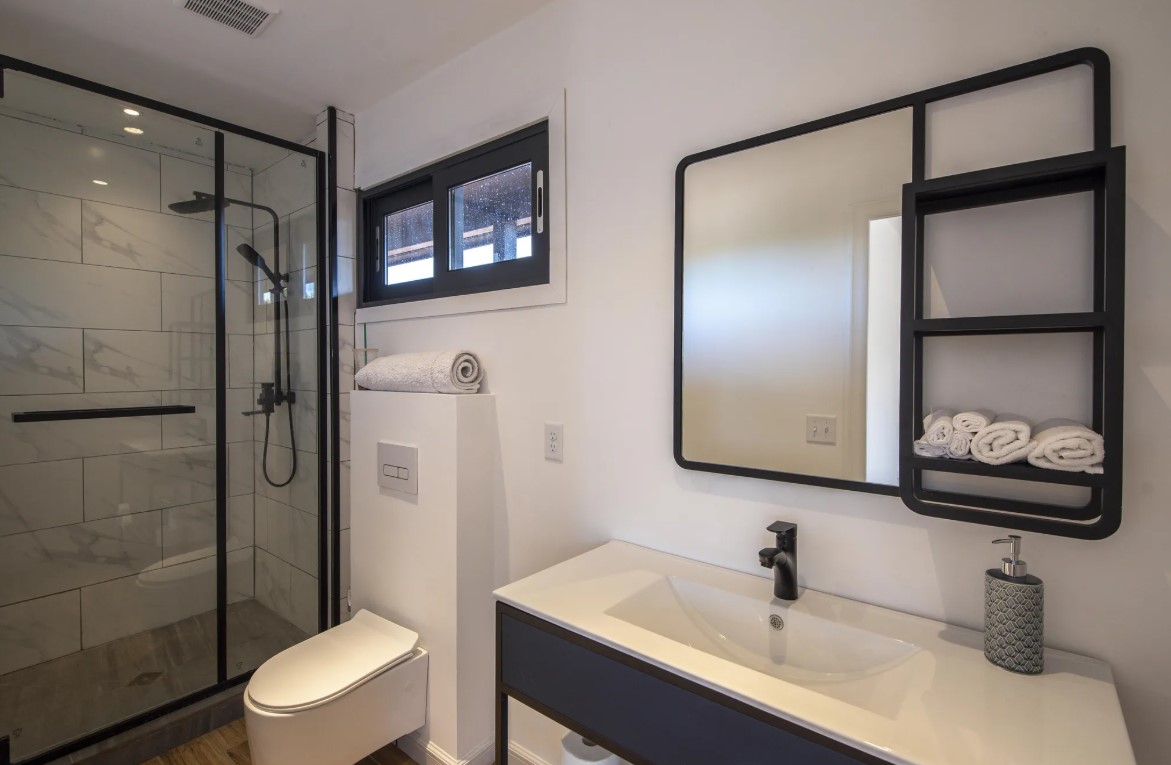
top-left (244, 609), bottom-right (428, 765)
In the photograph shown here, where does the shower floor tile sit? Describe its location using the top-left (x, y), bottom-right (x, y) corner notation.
top-left (142, 718), bottom-right (418, 765)
top-left (0, 599), bottom-right (307, 763)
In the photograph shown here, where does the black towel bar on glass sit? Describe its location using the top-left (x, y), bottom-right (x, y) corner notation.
top-left (11, 405), bottom-right (198, 423)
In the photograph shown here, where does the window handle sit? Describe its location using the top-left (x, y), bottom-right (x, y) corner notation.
top-left (536, 170), bottom-right (545, 235)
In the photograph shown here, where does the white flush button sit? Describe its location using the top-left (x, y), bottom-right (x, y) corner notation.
top-left (378, 441), bottom-right (419, 495)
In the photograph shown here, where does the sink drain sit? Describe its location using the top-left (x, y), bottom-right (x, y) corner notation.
top-left (769, 614), bottom-right (785, 631)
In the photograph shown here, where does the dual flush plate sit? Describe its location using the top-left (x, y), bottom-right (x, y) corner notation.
top-left (378, 441), bottom-right (418, 494)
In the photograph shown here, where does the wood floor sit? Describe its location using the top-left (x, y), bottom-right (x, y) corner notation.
top-left (141, 719), bottom-right (418, 765)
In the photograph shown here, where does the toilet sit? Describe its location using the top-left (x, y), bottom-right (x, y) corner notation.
top-left (244, 609), bottom-right (429, 765)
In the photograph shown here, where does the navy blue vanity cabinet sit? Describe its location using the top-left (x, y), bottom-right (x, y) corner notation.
top-left (495, 603), bottom-right (885, 765)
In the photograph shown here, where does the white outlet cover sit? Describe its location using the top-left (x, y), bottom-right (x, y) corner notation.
top-left (545, 422), bottom-right (564, 462)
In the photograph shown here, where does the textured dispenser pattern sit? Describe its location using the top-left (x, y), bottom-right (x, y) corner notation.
top-left (984, 575), bottom-right (1045, 674)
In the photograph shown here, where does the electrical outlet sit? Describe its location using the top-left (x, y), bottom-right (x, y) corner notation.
top-left (545, 422), bottom-right (564, 462)
top-left (806, 415), bottom-right (837, 445)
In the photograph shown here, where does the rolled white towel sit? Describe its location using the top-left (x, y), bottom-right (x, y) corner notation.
top-left (922, 408), bottom-right (956, 446)
top-left (355, 350), bottom-right (483, 394)
top-left (971, 415), bottom-right (1035, 465)
top-left (913, 440), bottom-right (948, 458)
top-left (1028, 419), bottom-right (1104, 474)
top-left (947, 430), bottom-right (973, 460)
top-left (953, 409), bottom-right (996, 434)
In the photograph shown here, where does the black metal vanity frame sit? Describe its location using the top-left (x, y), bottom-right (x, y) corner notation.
top-left (673, 48), bottom-right (1124, 539)
top-left (496, 602), bottom-right (887, 765)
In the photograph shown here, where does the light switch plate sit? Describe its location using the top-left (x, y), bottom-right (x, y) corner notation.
top-left (545, 422), bottom-right (564, 462)
top-left (806, 415), bottom-right (837, 445)
top-left (377, 441), bottom-right (419, 494)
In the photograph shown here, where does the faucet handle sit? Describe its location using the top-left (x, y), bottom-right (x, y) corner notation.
top-left (767, 521), bottom-right (797, 538)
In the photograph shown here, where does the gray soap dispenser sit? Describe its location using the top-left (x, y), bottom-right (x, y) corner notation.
top-left (984, 535), bottom-right (1044, 674)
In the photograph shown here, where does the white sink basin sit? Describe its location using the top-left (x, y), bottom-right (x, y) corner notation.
top-left (494, 541), bottom-right (1133, 765)
top-left (606, 575), bottom-right (919, 684)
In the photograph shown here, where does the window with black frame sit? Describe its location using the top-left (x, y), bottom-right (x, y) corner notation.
top-left (360, 122), bottom-right (549, 306)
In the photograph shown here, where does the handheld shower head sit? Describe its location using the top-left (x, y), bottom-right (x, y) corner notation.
top-left (236, 243), bottom-right (283, 289)
top-left (167, 192), bottom-right (221, 215)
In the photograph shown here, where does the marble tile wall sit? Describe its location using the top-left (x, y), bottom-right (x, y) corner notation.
top-left (0, 111), bottom-right (268, 674)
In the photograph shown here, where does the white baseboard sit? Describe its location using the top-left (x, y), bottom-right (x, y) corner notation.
top-left (396, 732), bottom-right (551, 765)
top-left (505, 740), bottom-right (551, 765)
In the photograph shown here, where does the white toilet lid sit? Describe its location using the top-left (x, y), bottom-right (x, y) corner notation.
top-left (247, 609), bottom-right (419, 712)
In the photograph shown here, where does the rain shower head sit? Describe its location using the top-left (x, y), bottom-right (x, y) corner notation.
top-left (237, 243), bottom-right (283, 288)
top-left (167, 192), bottom-right (222, 215)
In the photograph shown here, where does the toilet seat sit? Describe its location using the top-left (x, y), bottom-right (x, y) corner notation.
top-left (247, 609), bottom-right (419, 713)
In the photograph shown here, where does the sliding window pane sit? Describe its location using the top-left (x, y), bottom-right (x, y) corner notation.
top-left (449, 163), bottom-right (532, 271)
top-left (384, 202), bottom-right (434, 285)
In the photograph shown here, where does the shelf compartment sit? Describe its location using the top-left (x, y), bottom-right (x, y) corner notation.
top-left (900, 142), bottom-right (1124, 539)
top-left (912, 312), bottom-right (1107, 336)
top-left (908, 456), bottom-right (1104, 487)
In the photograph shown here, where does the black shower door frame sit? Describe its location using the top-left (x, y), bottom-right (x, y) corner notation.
top-left (0, 54), bottom-right (337, 765)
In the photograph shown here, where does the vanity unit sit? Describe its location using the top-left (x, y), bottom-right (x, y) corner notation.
top-left (494, 542), bottom-right (1132, 765)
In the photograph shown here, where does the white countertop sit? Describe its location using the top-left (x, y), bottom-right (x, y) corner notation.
top-left (494, 541), bottom-right (1134, 765)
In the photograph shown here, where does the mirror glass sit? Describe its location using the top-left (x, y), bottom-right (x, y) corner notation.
top-left (679, 108), bottom-right (913, 486)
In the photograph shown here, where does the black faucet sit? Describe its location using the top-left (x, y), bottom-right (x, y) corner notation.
top-left (758, 521), bottom-right (799, 600)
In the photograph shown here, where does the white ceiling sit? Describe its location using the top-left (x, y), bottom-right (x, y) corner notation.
top-left (0, 0), bottom-right (554, 141)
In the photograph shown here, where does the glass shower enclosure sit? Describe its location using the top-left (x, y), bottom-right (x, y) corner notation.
top-left (0, 58), bottom-right (331, 764)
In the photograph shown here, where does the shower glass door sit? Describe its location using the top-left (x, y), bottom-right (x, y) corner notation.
top-left (222, 131), bottom-right (323, 679)
top-left (0, 64), bottom-right (325, 764)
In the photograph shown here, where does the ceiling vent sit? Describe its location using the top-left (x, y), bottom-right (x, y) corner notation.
top-left (174, 0), bottom-right (279, 38)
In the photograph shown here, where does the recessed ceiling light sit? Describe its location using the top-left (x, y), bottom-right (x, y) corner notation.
top-left (92, 179), bottom-right (109, 186)
top-left (123, 126), bottom-right (144, 135)
top-left (123, 108), bottom-right (140, 117)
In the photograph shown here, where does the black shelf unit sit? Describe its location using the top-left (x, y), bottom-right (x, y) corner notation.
top-left (900, 146), bottom-right (1125, 539)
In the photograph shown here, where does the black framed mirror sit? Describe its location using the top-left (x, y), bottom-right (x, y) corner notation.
top-left (674, 48), bottom-right (1124, 539)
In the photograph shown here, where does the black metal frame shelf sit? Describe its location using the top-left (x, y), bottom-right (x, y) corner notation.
top-left (910, 148), bottom-right (1118, 213)
top-left (900, 64), bottom-right (1125, 539)
top-left (907, 456), bottom-right (1106, 487)
top-left (912, 312), bottom-right (1108, 335)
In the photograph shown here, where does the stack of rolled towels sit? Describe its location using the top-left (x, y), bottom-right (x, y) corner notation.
top-left (913, 408), bottom-right (1104, 474)
top-left (355, 350), bottom-right (484, 394)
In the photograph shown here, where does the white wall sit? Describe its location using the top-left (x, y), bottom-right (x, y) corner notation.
top-left (354, 1), bottom-right (1171, 762)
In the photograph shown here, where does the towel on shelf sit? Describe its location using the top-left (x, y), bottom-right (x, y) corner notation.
top-left (1027, 419), bottom-right (1105, 474)
top-left (971, 415), bottom-right (1035, 465)
top-left (947, 430), bottom-right (973, 460)
top-left (913, 440), bottom-right (948, 458)
top-left (953, 409), bottom-right (996, 434)
top-left (922, 408), bottom-right (956, 446)
top-left (355, 350), bottom-right (484, 394)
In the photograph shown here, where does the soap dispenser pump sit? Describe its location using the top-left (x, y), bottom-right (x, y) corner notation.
top-left (984, 535), bottom-right (1044, 674)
